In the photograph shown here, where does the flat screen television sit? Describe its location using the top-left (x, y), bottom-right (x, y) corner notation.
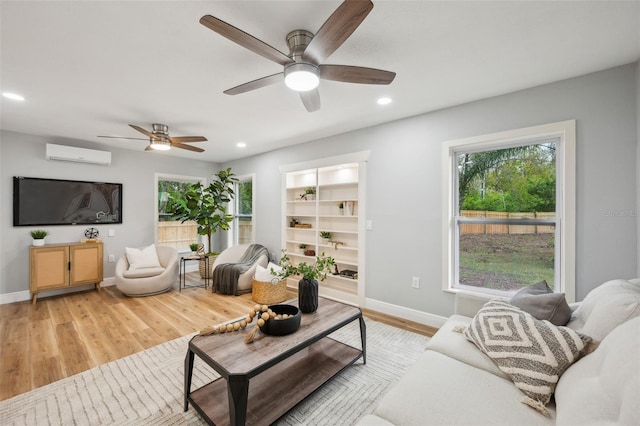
top-left (13, 176), bottom-right (122, 226)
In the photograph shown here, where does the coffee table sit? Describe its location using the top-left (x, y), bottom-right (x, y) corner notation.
top-left (184, 297), bottom-right (366, 426)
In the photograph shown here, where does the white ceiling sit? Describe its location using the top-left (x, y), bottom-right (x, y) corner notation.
top-left (2, 0), bottom-right (639, 163)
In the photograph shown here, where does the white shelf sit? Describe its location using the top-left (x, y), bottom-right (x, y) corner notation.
top-left (283, 161), bottom-right (364, 307)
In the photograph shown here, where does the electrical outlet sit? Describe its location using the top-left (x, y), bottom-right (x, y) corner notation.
top-left (412, 276), bottom-right (420, 289)
top-left (108, 254), bottom-right (115, 263)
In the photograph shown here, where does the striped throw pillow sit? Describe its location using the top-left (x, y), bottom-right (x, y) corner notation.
top-left (464, 300), bottom-right (592, 416)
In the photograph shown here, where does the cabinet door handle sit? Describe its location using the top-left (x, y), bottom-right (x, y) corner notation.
top-left (68, 261), bottom-right (71, 270)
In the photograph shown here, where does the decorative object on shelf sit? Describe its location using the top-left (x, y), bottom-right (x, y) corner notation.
top-left (298, 244), bottom-right (307, 254)
top-left (294, 223), bottom-right (312, 228)
top-left (289, 218), bottom-right (299, 228)
top-left (320, 231), bottom-right (332, 244)
top-left (338, 202), bottom-right (344, 215)
top-left (304, 187), bottom-right (316, 201)
top-left (272, 250), bottom-right (335, 313)
top-left (340, 270), bottom-right (358, 279)
top-left (198, 303), bottom-right (300, 343)
top-left (304, 249), bottom-right (316, 257)
top-left (332, 241), bottom-right (345, 250)
top-left (30, 229), bottom-right (49, 246)
top-left (84, 227), bottom-right (99, 239)
top-left (344, 201), bottom-right (355, 216)
top-left (163, 168), bottom-right (238, 277)
top-left (189, 243), bottom-right (200, 255)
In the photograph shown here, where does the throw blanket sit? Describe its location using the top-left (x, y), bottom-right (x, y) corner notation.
top-left (213, 244), bottom-right (269, 295)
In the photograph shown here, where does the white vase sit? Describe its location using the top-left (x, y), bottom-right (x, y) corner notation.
top-left (32, 238), bottom-right (45, 246)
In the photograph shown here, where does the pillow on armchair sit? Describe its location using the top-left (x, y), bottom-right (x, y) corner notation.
top-left (125, 244), bottom-right (161, 270)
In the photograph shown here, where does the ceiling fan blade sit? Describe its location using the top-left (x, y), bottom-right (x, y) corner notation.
top-left (320, 64), bottom-right (396, 85)
top-left (302, 0), bottom-right (373, 65)
top-left (200, 15), bottom-right (294, 67)
top-left (300, 88), bottom-right (321, 112)
top-left (145, 145), bottom-right (154, 151)
top-left (172, 142), bottom-right (205, 153)
top-left (129, 124), bottom-right (157, 139)
top-left (169, 136), bottom-right (207, 143)
top-left (224, 72), bottom-right (284, 95)
top-left (97, 135), bottom-right (148, 141)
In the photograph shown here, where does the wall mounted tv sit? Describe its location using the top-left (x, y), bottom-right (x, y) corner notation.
top-left (13, 176), bottom-right (122, 226)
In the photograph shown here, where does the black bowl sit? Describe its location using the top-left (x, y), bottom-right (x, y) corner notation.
top-left (260, 304), bottom-right (301, 336)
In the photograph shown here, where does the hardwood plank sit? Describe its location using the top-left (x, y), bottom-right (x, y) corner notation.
top-left (55, 322), bottom-right (92, 376)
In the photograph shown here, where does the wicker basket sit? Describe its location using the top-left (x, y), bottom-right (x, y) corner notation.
top-left (252, 278), bottom-right (288, 304)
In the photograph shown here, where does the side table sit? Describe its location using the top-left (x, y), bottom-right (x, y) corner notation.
top-left (180, 255), bottom-right (209, 291)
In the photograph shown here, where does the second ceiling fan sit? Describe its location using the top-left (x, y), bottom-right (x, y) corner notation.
top-left (200, 0), bottom-right (395, 112)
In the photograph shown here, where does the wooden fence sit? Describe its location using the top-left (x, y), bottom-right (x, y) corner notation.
top-left (158, 220), bottom-right (198, 250)
top-left (460, 211), bottom-right (555, 235)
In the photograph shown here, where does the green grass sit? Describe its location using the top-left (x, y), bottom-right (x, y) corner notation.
top-left (459, 233), bottom-right (555, 291)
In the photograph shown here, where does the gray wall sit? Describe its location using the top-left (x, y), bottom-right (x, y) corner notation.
top-left (224, 63), bottom-right (639, 317)
top-left (0, 131), bottom-right (218, 295)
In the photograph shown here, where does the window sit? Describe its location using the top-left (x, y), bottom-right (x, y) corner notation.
top-left (442, 121), bottom-right (576, 301)
top-left (230, 174), bottom-right (254, 245)
top-left (155, 174), bottom-right (205, 251)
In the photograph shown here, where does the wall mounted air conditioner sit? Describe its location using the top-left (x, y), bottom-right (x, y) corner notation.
top-left (45, 143), bottom-right (112, 166)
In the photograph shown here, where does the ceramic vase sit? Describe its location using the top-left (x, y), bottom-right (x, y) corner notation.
top-left (298, 278), bottom-right (319, 313)
top-left (32, 239), bottom-right (45, 247)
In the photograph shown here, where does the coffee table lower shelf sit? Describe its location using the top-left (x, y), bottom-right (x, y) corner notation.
top-left (188, 337), bottom-right (363, 426)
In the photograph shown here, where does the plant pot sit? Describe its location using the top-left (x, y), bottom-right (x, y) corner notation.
top-left (306, 194), bottom-right (315, 201)
top-left (32, 239), bottom-right (45, 247)
top-left (298, 278), bottom-right (319, 313)
top-left (199, 254), bottom-right (219, 278)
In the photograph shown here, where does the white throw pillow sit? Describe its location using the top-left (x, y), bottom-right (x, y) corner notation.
top-left (125, 244), bottom-right (161, 270)
top-left (255, 263), bottom-right (282, 283)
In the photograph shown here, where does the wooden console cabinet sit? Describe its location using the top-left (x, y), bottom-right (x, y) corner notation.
top-left (29, 241), bottom-right (103, 304)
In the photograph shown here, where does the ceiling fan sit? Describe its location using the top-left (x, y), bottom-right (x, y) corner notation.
top-left (98, 124), bottom-right (206, 152)
top-left (200, 0), bottom-right (395, 112)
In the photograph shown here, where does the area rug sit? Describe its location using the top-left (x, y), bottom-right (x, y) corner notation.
top-left (0, 318), bottom-right (429, 425)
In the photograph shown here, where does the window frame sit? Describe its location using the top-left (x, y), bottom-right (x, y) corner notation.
top-left (442, 120), bottom-right (576, 302)
top-left (154, 173), bottom-right (206, 252)
top-left (228, 173), bottom-right (255, 246)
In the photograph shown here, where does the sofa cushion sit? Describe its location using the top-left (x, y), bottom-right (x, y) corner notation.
top-left (566, 278), bottom-right (640, 341)
top-left (555, 316), bottom-right (640, 425)
top-left (424, 314), bottom-right (509, 380)
top-left (510, 280), bottom-right (572, 326)
top-left (125, 244), bottom-right (161, 270)
top-left (464, 300), bottom-right (592, 416)
top-left (366, 350), bottom-right (555, 425)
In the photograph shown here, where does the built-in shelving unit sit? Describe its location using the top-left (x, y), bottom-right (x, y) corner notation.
top-left (282, 161), bottom-right (365, 306)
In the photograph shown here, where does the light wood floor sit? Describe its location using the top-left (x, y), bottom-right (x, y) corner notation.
top-left (0, 273), bottom-right (436, 402)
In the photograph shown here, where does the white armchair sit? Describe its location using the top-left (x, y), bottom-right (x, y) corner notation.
top-left (115, 245), bottom-right (178, 296)
top-left (212, 244), bottom-right (269, 294)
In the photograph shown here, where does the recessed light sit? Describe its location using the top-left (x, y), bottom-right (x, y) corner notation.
top-left (377, 97), bottom-right (392, 105)
top-left (2, 92), bottom-right (25, 101)
top-left (237, 142), bottom-right (247, 148)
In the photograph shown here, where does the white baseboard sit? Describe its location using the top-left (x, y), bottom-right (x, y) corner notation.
top-left (1, 277), bottom-right (115, 305)
top-left (0, 290), bottom-right (31, 304)
top-left (365, 298), bottom-right (448, 329)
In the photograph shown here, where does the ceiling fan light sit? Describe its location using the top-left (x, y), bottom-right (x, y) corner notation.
top-left (284, 63), bottom-right (319, 92)
top-left (150, 139), bottom-right (171, 151)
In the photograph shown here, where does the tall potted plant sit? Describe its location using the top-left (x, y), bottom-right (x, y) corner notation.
top-left (166, 168), bottom-right (238, 276)
top-left (272, 249), bottom-right (335, 313)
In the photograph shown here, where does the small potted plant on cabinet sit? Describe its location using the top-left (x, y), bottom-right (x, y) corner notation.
top-left (30, 230), bottom-right (49, 246)
top-left (320, 231), bottom-right (332, 244)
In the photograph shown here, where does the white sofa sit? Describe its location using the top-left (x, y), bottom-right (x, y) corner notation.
top-left (357, 279), bottom-right (640, 425)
